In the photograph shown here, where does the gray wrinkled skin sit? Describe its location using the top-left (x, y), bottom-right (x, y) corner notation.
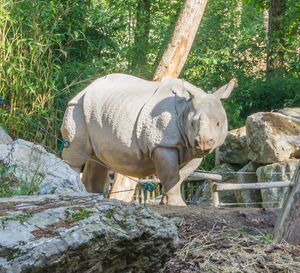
top-left (61, 74), bottom-right (237, 205)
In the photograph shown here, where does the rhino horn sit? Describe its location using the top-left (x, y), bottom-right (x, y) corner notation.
top-left (214, 78), bottom-right (238, 99)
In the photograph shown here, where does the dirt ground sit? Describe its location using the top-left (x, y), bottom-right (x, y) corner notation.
top-left (151, 205), bottom-right (300, 273)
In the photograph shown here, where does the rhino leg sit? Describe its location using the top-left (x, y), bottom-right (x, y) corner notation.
top-left (61, 105), bottom-right (93, 173)
top-left (82, 159), bottom-right (109, 193)
top-left (153, 148), bottom-right (186, 206)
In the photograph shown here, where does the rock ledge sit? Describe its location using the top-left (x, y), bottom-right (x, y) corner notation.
top-left (0, 194), bottom-right (178, 273)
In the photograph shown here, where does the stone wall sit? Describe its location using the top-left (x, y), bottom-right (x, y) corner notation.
top-left (215, 108), bottom-right (300, 208)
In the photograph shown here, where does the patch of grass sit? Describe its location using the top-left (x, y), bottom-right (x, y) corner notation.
top-left (65, 207), bottom-right (95, 224)
top-left (1, 212), bottom-right (32, 228)
top-left (4, 247), bottom-right (24, 261)
top-left (0, 162), bottom-right (41, 197)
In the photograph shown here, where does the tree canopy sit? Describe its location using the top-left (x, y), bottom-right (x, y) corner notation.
top-left (0, 0), bottom-right (299, 156)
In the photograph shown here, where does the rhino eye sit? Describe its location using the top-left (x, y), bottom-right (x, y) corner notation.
top-left (217, 121), bottom-right (220, 127)
top-left (191, 120), bottom-right (194, 127)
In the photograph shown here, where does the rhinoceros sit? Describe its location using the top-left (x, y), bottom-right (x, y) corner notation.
top-left (61, 73), bottom-right (237, 205)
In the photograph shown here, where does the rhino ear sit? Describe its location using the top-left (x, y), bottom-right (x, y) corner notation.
top-left (172, 90), bottom-right (193, 116)
top-left (213, 78), bottom-right (238, 99)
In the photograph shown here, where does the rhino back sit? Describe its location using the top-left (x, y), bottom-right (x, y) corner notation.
top-left (136, 79), bottom-right (189, 158)
top-left (82, 74), bottom-right (160, 174)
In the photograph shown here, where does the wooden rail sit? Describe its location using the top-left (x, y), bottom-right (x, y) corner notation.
top-left (139, 172), bottom-right (222, 184)
top-left (213, 181), bottom-right (293, 191)
top-left (136, 172), bottom-right (222, 203)
top-left (210, 180), bottom-right (295, 208)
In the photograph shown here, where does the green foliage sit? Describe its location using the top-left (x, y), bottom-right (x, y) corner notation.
top-left (183, 0), bottom-right (299, 132)
top-left (199, 153), bottom-right (216, 171)
top-left (65, 207), bottom-right (95, 224)
top-left (0, 0), bottom-right (298, 173)
top-left (0, 163), bottom-right (41, 197)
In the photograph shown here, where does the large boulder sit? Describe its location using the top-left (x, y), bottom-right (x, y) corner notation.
top-left (217, 126), bottom-right (249, 166)
top-left (279, 107), bottom-right (300, 120)
top-left (246, 112), bottom-right (300, 164)
top-left (0, 139), bottom-right (85, 195)
top-left (256, 159), bottom-right (299, 209)
top-left (0, 127), bottom-right (12, 145)
top-left (0, 194), bottom-right (178, 273)
top-left (234, 162), bottom-right (262, 207)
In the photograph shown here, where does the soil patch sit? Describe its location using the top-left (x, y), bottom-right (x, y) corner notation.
top-left (151, 205), bottom-right (300, 273)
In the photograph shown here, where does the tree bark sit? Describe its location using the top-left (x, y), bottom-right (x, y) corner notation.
top-left (153, 0), bottom-right (208, 81)
top-left (273, 161), bottom-right (300, 245)
top-left (267, 0), bottom-right (287, 75)
top-left (109, 174), bottom-right (137, 202)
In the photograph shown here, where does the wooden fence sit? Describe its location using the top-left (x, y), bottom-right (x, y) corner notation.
top-left (130, 170), bottom-right (296, 208)
top-left (131, 172), bottom-right (222, 204)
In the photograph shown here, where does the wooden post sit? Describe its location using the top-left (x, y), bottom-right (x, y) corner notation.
top-left (210, 180), bottom-right (220, 208)
top-left (273, 161), bottom-right (300, 245)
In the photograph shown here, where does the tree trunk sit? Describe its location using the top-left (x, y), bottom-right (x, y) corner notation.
top-left (273, 161), bottom-right (300, 245)
top-left (109, 174), bottom-right (137, 202)
top-left (110, 0), bottom-right (207, 202)
top-left (266, 0), bottom-right (287, 75)
top-left (153, 0), bottom-right (208, 81)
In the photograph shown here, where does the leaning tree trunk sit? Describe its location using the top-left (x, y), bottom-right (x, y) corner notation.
top-left (110, 0), bottom-right (208, 202)
top-left (273, 161), bottom-right (300, 245)
top-left (153, 0), bottom-right (208, 81)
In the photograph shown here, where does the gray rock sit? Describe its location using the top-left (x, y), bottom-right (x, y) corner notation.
top-left (191, 179), bottom-right (212, 205)
top-left (0, 194), bottom-right (178, 273)
top-left (216, 163), bottom-right (241, 204)
top-left (0, 139), bottom-right (86, 195)
top-left (218, 127), bottom-right (249, 165)
top-left (235, 162), bottom-right (262, 207)
top-left (279, 107), bottom-right (300, 120)
top-left (256, 159), bottom-right (299, 209)
top-left (0, 127), bottom-right (12, 144)
top-left (247, 112), bottom-right (300, 164)
top-left (190, 163), bottom-right (240, 205)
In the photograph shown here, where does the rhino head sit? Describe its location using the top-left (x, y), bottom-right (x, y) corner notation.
top-left (176, 79), bottom-right (237, 157)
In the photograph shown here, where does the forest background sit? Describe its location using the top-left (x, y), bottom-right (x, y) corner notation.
top-left (0, 0), bottom-right (299, 169)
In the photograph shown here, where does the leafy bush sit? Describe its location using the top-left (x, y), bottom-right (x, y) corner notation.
top-left (0, 0), bottom-right (298, 173)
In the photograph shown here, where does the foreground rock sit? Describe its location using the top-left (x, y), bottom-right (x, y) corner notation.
top-left (246, 112), bottom-right (300, 164)
top-left (0, 139), bottom-right (85, 195)
top-left (0, 194), bottom-right (178, 273)
top-left (257, 159), bottom-right (299, 209)
top-left (0, 127), bottom-right (12, 145)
